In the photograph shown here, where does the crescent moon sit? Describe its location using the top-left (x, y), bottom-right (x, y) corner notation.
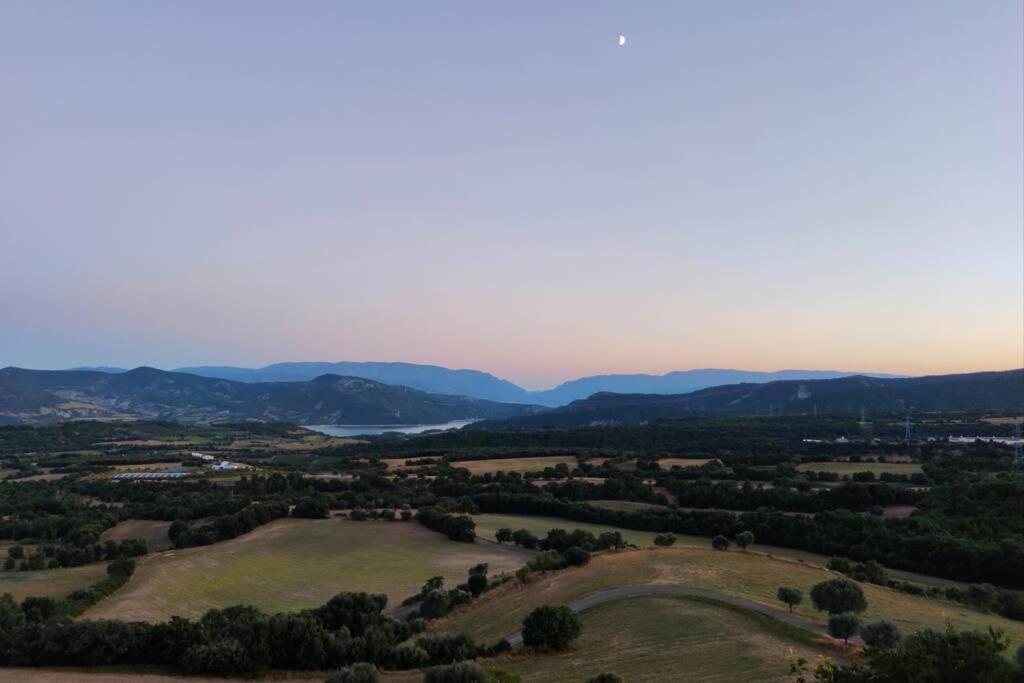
top-left (619, 35), bottom-right (626, 46)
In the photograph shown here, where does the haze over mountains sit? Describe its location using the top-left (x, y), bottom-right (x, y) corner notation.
top-left (155, 363), bottom-right (904, 407)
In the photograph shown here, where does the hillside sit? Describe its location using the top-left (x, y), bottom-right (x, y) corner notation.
top-left (168, 362), bottom-right (902, 406)
top-left (471, 369), bottom-right (1024, 428)
top-left (0, 367), bottom-right (542, 426)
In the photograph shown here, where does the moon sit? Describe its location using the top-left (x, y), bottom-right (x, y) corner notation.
top-left (618, 35), bottom-right (626, 46)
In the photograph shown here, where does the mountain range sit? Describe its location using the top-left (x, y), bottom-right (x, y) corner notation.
top-left (0, 367), bottom-right (543, 426)
top-left (469, 370), bottom-right (1024, 429)
top-left (77, 362), bottom-right (906, 407)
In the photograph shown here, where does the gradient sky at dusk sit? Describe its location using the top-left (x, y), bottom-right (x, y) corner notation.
top-left (2, 1), bottom-right (1021, 389)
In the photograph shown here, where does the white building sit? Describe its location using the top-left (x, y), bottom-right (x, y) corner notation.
top-left (212, 460), bottom-right (241, 471)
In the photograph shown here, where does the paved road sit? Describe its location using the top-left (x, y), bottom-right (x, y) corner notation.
top-left (501, 584), bottom-right (863, 647)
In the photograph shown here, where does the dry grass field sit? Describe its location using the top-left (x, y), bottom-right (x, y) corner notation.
top-left (796, 462), bottom-right (922, 476)
top-left (587, 499), bottom-right (670, 512)
top-left (84, 519), bottom-right (528, 623)
top-left (658, 457), bottom-right (713, 469)
top-left (437, 547), bottom-right (1022, 653)
top-left (99, 519), bottom-right (173, 551)
top-left (450, 455), bottom-right (578, 475)
top-left (494, 595), bottom-right (830, 682)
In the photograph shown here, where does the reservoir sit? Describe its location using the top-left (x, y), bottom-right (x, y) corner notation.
top-left (304, 419), bottom-right (477, 437)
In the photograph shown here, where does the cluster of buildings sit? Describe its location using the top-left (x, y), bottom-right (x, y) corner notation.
top-left (191, 452), bottom-right (243, 470)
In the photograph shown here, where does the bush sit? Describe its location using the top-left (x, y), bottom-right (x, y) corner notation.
top-left (827, 613), bottom-right (861, 644)
top-left (293, 499), bottom-right (330, 519)
top-left (107, 556), bottom-right (136, 578)
top-left (810, 578), bottom-right (867, 614)
top-left (827, 557), bottom-right (852, 574)
top-left (495, 528), bottom-right (513, 544)
top-left (424, 661), bottom-right (487, 683)
top-left (561, 546), bottom-right (591, 566)
top-left (653, 533), bottom-right (676, 547)
top-left (387, 643), bottom-right (429, 669)
top-left (585, 675), bottom-right (624, 683)
top-left (711, 535), bottom-right (729, 551)
top-left (521, 605), bottom-right (582, 651)
top-left (735, 530), bottom-right (755, 550)
top-left (326, 663), bottom-right (380, 683)
top-left (776, 586), bottom-right (803, 612)
top-left (860, 620), bottom-right (901, 650)
top-left (417, 632), bottom-right (477, 664)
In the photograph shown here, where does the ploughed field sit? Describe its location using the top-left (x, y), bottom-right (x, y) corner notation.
top-left (497, 595), bottom-right (826, 682)
top-left (99, 519), bottom-right (174, 551)
top-left (436, 546), bottom-right (1023, 654)
top-left (83, 518), bottom-right (527, 623)
top-left (450, 455), bottom-right (579, 475)
top-left (795, 462), bottom-right (923, 476)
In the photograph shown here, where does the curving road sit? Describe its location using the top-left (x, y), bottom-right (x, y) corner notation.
top-left (501, 584), bottom-right (863, 647)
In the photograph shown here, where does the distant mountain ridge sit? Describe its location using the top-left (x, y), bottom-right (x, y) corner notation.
top-left (470, 370), bottom-right (1024, 429)
top-left (167, 362), bottom-right (905, 406)
top-left (0, 367), bottom-right (543, 426)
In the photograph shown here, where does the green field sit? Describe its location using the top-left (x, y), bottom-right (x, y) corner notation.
top-left (84, 519), bottom-right (529, 623)
top-left (796, 462), bottom-right (922, 476)
top-left (495, 595), bottom-right (828, 682)
top-left (450, 456), bottom-right (578, 475)
top-left (437, 547), bottom-right (1022, 653)
top-left (0, 562), bottom-right (108, 602)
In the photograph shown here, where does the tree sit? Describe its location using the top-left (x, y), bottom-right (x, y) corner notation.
top-left (653, 533), bottom-right (676, 547)
top-left (735, 530), bottom-right (755, 550)
top-left (292, 499), bottom-right (330, 519)
top-left (863, 626), bottom-right (1014, 682)
top-left (828, 613), bottom-right (860, 644)
top-left (585, 675), bottom-right (624, 683)
top-left (466, 564), bottom-right (488, 597)
top-left (108, 557), bottom-right (136, 578)
top-left (521, 605), bottom-right (582, 651)
top-left (711, 535), bottom-right (729, 551)
top-left (776, 586), bottom-right (803, 612)
top-left (810, 578), bottom-right (867, 615)
top-left (860, 620), bottom-right (901, 650)
top-left (495, 528), bottom-right (513, 544)
top-left (423, 661), bottom-right (486, 683)
top-left (7, 545), bottom-right (24, 560)
top-left (561, 546), bottom-right (591, 566)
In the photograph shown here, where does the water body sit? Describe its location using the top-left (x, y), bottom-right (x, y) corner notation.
top-left (304, 419), bottom-right (477, 437)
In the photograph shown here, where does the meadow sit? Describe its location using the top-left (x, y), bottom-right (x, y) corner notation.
top-left (494, 595), bottom-right (828, 682)
top-left (657, 457), bottom-right (713, 469)
top-left (450, 456), bottom-right (578, 475)
top-left (84, 519), bottom-right (527, 623)
top-left (99, 519), bottom-right (174, 551)
top-left (437, 546), bottom-right (1022, 653)
top-left (0, 562), bottom-right (108, 601)
top-left (796, 462), bottom-right (923, 476)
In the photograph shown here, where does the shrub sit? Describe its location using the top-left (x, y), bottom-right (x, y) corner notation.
top-left (107, 556), bottom-right (136, 578)
top-left (495, 528), bottom-right (513, 544)
top-left (387, 643), bottom-right (429, 669)
top-left (585, 675), bottom-right (624, 683)
top-left (860, 620), bottom-right (901, 650)
top-left (827, 613), bottom-right (861, 644)
top-left (653, 533), bottom-right (676, 547)
top-left (293, 499), bottom-right (330, 519)
top-left (521, 605), bottom-right (582, 651)
top-left (424, 661), bottom-right (486, 683)
top-left (561, 546), bottom-right (591, 566)
top-left (827, 557), bottom-right (852, 574)
top-left (416, 632), bottom-right (477, 664)
top-left (711, 535), bottom-right (729, 551)
top-left (810, 578), bottom-right (867, 614)
top-left (326, 663), bottom-right (380, 683)
top-left (735, 530), bottom-right (755, 550)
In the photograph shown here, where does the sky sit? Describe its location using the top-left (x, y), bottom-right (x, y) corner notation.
top-left (1, 1), bottom-right (1021, 390)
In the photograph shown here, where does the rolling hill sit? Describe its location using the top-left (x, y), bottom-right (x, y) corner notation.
top-left (470, 369), bottom-right (1024, 428)
top-left (169, 362), bottom-right (902, 406)
top-left (0, 367), bottom-right (543, 426)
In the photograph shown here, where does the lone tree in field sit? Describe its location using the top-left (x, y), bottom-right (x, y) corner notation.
top-left (810, 578), bottom-right (867, 615)
top-left (521, 605), bottom-right (582, 651)
top-left (735, 530), bottom-right (755, 551)
top-left (828, 613), bottom-right (861, 644)
top-left (711, 535), bottom-right (730, 551)
top-left (653, 533), bottom-right (676, 547)
top-left (776, 586), bottom-right (803, 612)
top-left (495, 528), bottom-right (513, 544)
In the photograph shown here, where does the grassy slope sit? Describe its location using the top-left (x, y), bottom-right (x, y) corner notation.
top-left (84, 519), bottom-right (527, 623)
top-left (437, 547), bottom-right (1022, 653)
top-left (495, 595), bottom-right (830, 682)
top-left (99, 520), bottom-right (173, 552)
top-left (0, 563), bottom-right (108, 602)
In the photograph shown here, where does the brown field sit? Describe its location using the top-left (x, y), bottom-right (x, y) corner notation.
top-left (531, 477), bottom-right (606, 487)
top-left (100, 520), bottom-right (173, 551)
top-left (85, 519), bottom-right (529, 623)
top-left (587, 500), bottom-right (669, 512)
top-left (658, 457), bottom-right (713, 469)
top-left (982, 416), bottom-right (1023, 425)
top-left (0, 669), bottom-right (418, 683)
top-left (450, 455), bottom-right (578, 475)
top-left (796, 462), bottom-right (922, 476)
top-left (881, 505), bottom-right (918, 518)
